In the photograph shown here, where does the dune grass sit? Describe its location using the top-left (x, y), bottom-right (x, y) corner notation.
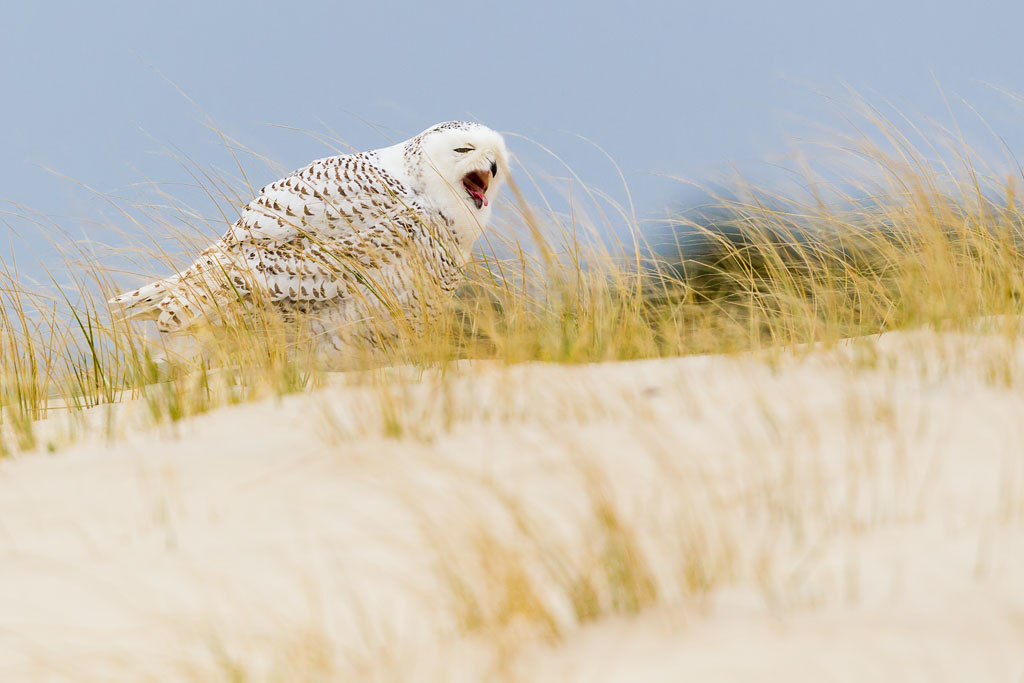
top-left (4, 103), bottom-right (1024, 455)
top-left (3, 103), bottom-right (1024, 680)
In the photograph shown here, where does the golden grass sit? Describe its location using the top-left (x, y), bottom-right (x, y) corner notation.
top-left (3, 102), bottom-right (1024, 679)
top-left (5, 100), bottom-right (1024, 452)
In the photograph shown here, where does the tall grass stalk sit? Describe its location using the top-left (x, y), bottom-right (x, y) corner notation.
top-left (3, 105), bottom-right (1024, 453)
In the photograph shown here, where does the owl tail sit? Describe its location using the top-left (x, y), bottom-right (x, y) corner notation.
top-left (108, 279), bottom-right (176, 321)
top-left (110, 275), bottom-right (228, 333)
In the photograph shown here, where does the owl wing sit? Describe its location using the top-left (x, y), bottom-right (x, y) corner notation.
top-left (111, 154), bottom-right (456, 333)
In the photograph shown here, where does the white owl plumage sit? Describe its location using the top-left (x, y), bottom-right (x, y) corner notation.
top-left (110, 121), bottom-right (509, 355)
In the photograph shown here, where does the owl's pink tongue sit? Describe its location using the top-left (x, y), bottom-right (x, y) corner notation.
top-left (468, 189), bottom-right (488, 207)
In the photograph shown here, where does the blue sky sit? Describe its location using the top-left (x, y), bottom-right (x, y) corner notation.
top-left (4, 0), bottom-right (1024, 266)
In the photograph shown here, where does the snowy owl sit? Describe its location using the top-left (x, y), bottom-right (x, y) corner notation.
top-left (110, 121), bottom-right (509, 357)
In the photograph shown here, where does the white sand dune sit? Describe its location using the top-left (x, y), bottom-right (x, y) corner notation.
top-left (1, 329), bottom-right (1023, 681)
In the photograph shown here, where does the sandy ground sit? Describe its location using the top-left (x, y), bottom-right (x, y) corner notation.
top-left (2, 329), bottom-right (1023, 681)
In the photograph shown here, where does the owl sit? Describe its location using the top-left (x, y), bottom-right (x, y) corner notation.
top-left (110, 121), bottom-right (509, 358)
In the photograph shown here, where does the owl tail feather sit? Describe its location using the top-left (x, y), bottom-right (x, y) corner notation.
top-left (108, 279), bottom-right (176, 321)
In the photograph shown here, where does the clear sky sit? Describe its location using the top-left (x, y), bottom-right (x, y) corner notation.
top-left (4, 0), bottom-right (1024, 266)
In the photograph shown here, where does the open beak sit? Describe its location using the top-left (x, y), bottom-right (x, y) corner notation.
top-left (462, 169), bottom-right (491, 209)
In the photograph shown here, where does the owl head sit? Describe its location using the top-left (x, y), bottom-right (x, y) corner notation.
top-left (411, 121), bottom-right (510, 216)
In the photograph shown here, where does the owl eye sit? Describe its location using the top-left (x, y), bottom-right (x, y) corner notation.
top-left (453, 147), bottom-right (474, 153)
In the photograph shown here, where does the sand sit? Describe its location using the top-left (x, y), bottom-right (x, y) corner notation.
top-left (1, 329), bottom-right (1022, 681)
